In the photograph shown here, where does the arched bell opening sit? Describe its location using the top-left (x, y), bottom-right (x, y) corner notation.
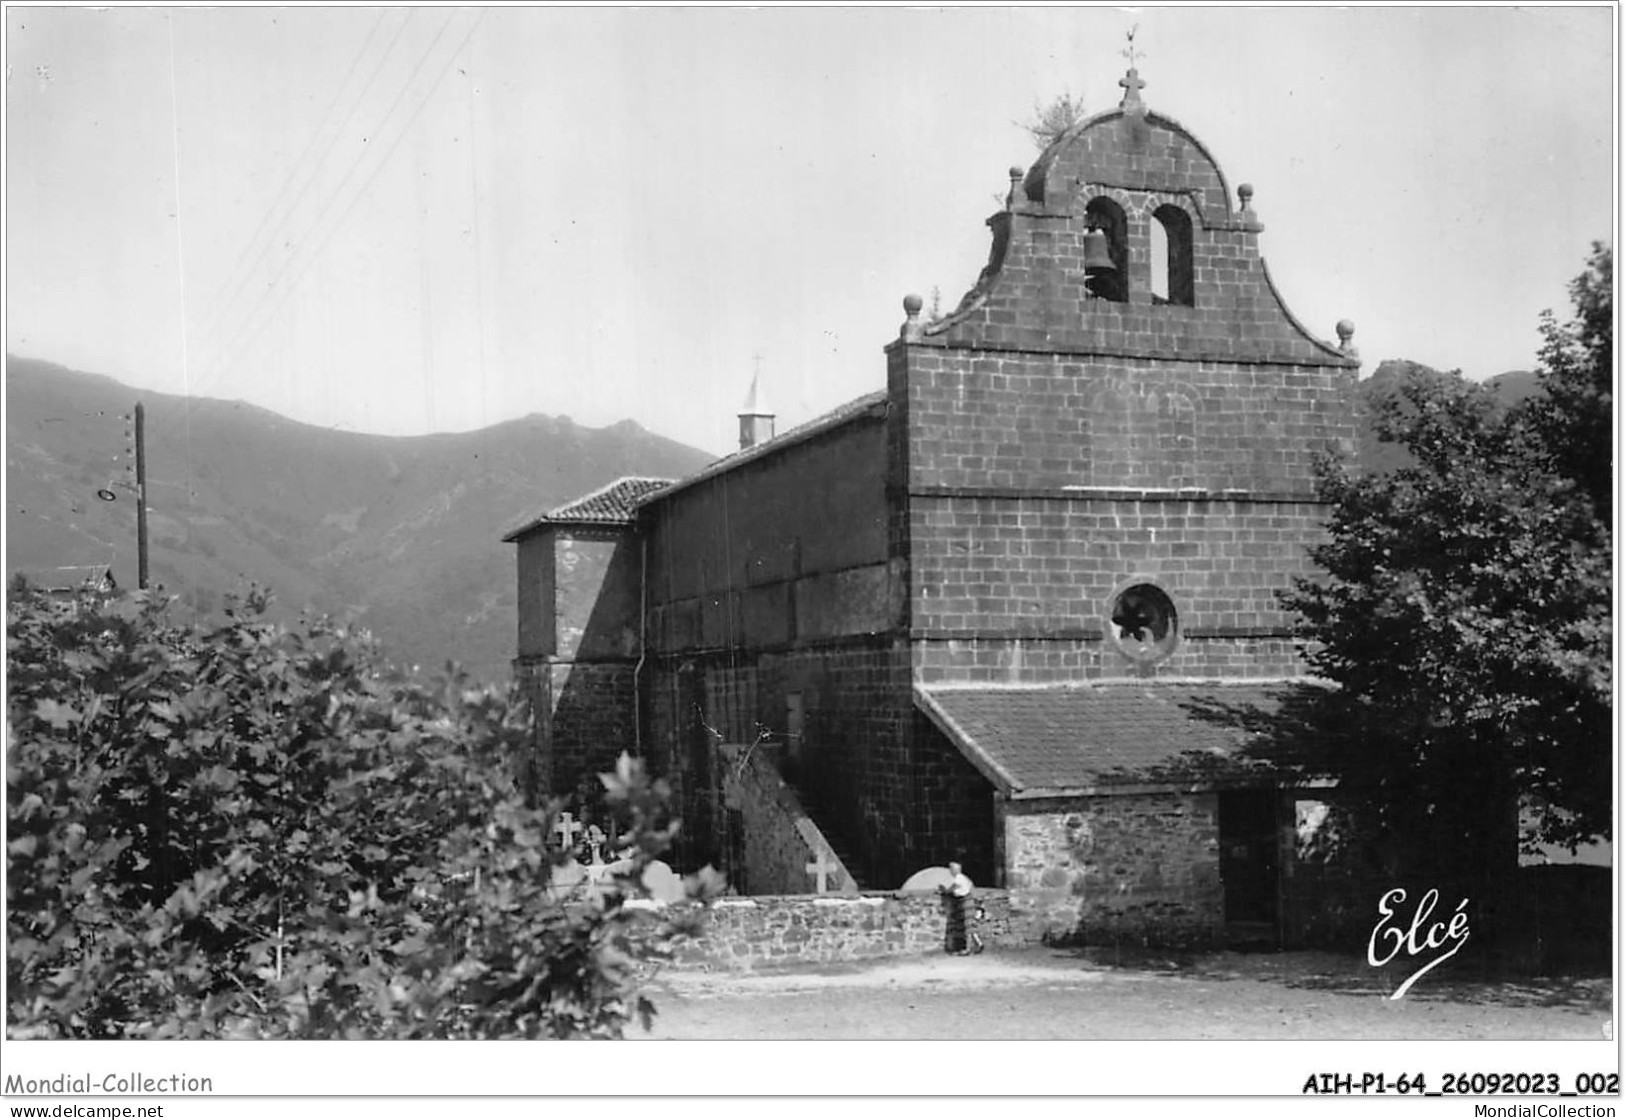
top-left (1083, 196), bottom-right (1130, 303)
top-left (1151, 204), bottom-right (1195, 307)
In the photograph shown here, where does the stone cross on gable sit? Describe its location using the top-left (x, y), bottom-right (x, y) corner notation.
top-left (1118, 28), bottom-right (1147, 113)
top-left (805, 848), bottom-right (839, 894)
top-left (1118, 67), bottom-right (1146, 110)
top-left (554, 811), bottom-right (583, 850)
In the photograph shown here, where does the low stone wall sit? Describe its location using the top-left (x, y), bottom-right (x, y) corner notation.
top-left (663, 888), bottom-right (1020, 970)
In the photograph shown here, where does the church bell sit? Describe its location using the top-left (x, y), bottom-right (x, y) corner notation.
top-left (1082, 227), bottom-right (1116, 274)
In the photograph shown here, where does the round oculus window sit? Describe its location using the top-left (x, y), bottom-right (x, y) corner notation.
top-left (1109, 582), bottom-right (1179, 663)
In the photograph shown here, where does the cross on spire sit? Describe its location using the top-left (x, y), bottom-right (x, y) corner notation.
top-left (1118, 26), bottom-right (1147, 112)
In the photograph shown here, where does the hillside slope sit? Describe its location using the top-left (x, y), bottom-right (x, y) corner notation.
top-left (6, 356), bottom-right (716, 683)
top-left (1355, 360), bottom-right (1538, 474)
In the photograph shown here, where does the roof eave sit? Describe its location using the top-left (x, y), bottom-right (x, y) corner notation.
top-left (1008, 775), bottom-right (1338, 801)
top-left (501, 516), bottom-right (637, 542)
top-left (913, 684), bottom-right (1021, 795)
top-left (638, 391), bottom-right (889, 510)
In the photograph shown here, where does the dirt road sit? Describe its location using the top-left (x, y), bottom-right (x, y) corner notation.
top-left (636, 947), bottom-right (1613, 1041)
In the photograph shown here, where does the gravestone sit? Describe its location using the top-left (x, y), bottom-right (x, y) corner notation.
top-left (900, 866), bottom-right (955, 893)
top-left (583, 824), bottom-right (608, 865)
top-left (553, 812), bottom-right (583, 850)
top-left (805, 847), bottom-right (840, 894)
top-left (641, 859), bottom-right (685, 903)
top-left (549, 857), bottom-right (588, 897)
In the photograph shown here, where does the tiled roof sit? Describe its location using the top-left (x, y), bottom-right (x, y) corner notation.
top-left (501, 476), bottom-right (672, 541)
top-left (915, 681), bottom-right (1330, 797)
top-left (637, 390), bottom-right (889, 508)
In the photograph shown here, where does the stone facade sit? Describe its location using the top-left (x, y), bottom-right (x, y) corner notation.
top-left (1001, 793), bottom-right (1224, 947)
top-left (507, 67), bottom-right (1362, 949)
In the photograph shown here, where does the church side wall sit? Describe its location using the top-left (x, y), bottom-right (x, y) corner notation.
top-left (547, 661), bottom-right (639, 805)
top-left (640, 419), bottom-right (922, 887)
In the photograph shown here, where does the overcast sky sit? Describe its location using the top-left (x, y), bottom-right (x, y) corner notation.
top-left (5, 5), bottom-right (1615, 456)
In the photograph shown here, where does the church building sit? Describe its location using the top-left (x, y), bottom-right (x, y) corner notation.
top-left (506, 64), bottom-right (1363, 948)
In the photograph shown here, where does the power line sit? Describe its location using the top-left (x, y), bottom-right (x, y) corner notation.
top-left (147, 9), bottom-right (409, 455)
top-left (207, 9), bottom-right (481, 386)
top-left (189, 9), bottom-right (400, 359)
top-left (165, 11), bottom-right (196, 590)
top-left (463, 48), bottom-right (489, 430)
top-left (159, 10), bottom-right (414, 433)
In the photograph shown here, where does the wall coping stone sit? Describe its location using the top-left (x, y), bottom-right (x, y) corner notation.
top-left (887, 336), bottom-right (1360, 369)
top-left (907, 485), bottom-right (1325, 504)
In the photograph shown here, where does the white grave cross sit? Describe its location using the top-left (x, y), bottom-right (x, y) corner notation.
top-left (805, 848), bottom-right (839, 894)
top-left (554, 811), bottom-right (583, 850)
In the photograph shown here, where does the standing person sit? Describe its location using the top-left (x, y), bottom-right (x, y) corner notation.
top-left (942, 861), bottom-right (974, 954)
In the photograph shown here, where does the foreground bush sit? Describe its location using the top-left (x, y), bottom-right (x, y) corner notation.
top-left (7, 586), bottom-right (709, 1039)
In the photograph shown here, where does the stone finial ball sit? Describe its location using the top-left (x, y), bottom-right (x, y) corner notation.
top-left (1336, 319), bottom-right (1355, 341)
top-left (1009, 166), bottom-right (1024, 179)
top-left (903, 293), bottom-right (924, 315)
top-left (1237, 183), bottom-right (1254, 203)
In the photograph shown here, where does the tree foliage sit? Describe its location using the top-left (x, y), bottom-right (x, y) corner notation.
top-left (1283, 244), bottom-right (1612, 866)
top-left (7, 586), bottom-right (715, 1040)
top-left (1021, 90), bottom-right (1088, 151)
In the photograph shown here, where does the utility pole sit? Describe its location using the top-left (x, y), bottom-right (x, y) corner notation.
top-left (135, 401), bottom-right (149, 590)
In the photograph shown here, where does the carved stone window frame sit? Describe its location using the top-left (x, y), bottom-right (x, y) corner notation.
top-left (1104, 577), bottom-right (1183, 666)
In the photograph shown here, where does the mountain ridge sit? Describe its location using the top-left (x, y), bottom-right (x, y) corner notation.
top-left (6, 355), bottom-right (716, 683)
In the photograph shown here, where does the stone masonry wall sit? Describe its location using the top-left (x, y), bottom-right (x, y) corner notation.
top-left (511, 656), bottom-right (641, 803)
top-left (554, 531), bottom-right (642, 661)
top-left (907, 710), bottom-right (998, 886)
top-left (511, 524), bottom-right (644, 801)
top-left (515, 533), bottom-right (554, 659)
top-left (896, 350), bottom-right (1355, 494)
top-left (646, 639), bottom-right (917, 889)
top-left (638, 415), bottom-right (933, 890)
top-left (907, 492), bottom-right (1324, 682)
top-left (664, 889), bottom-right (1020, 970)
top-left (1002, 792), bottom-right (1224, 948)
top-left (548, 661), bottom-right (639, 803)
top-left (888, 330), bottom-right (1355, 684)
top-left (716, 740), bottom-right (859, 897)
